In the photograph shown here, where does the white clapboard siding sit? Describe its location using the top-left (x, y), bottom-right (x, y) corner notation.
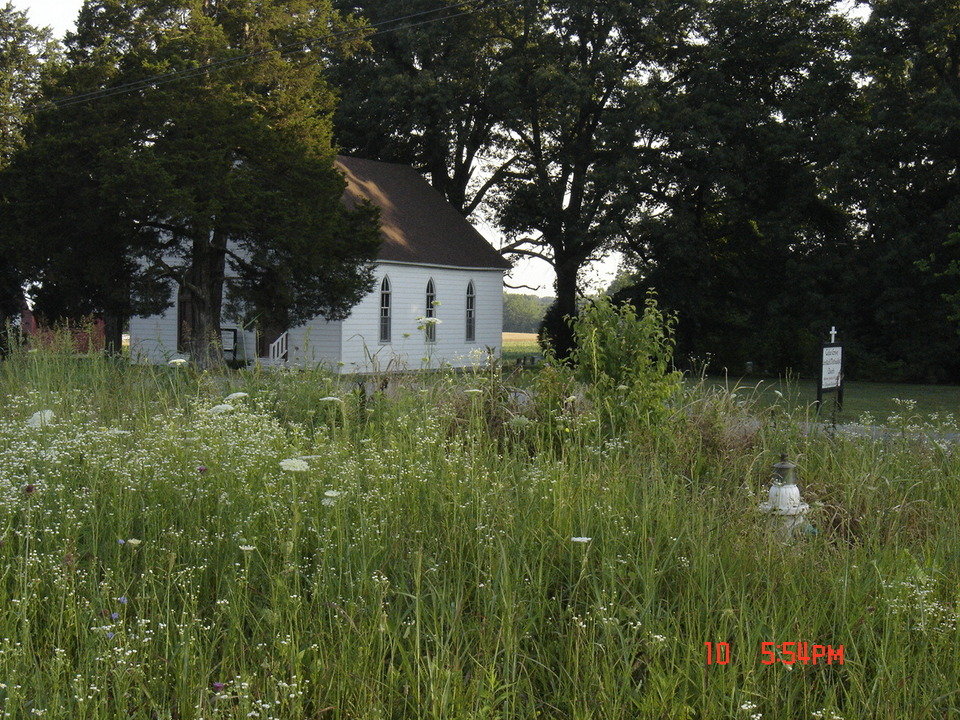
top-left (129, 262), bottom-right (505, 370)
top-left (286, 317), bottom-right (342, 368)
top-left (339, 262), bottom-right (503, 373)
top-left (128, 284), bottom-right (180, 364)
top-left (128, 280), bottom-right (257, 364)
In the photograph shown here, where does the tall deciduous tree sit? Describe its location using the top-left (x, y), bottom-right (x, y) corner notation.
top-left (330, 0), bottom-right (519, 215)
top-left (3, 0), bottom-right (382, 367)
top-left (493, 0), bottom-right (696, 358)
top-left (616, 0), bottom-right (856, 375)
top-left (841, 0), bottom-right (960, 381)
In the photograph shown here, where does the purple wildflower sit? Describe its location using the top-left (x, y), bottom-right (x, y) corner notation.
top-left (197, 465), bottom-right (208, 474)
top-left (117, 596), bottom-right (128, 604)
top-left (110, 612), bottom-right (119, 620)
top-left (106, 632), bottom-right (115, 640)
top-left (212, 682), bottom-right (226, 692)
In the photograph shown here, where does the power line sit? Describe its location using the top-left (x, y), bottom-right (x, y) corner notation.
top-left (44, 0), bottom-right (515, 112)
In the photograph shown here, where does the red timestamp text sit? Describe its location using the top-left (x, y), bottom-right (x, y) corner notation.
top-left (704, 642), bottom-right (844, 665)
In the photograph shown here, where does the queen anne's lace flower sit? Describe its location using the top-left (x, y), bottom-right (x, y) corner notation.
top-left (280, 458), bottom-right (310, 472)
top-left (26, 410), bottom-right (54, 428)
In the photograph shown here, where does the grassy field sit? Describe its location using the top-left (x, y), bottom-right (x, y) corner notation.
top-left (0, 347), bottom-right (958, 719)
top-left (503, 333), bottom-right (960, 420)
top-left (704, 375), bottom-right (960, 423)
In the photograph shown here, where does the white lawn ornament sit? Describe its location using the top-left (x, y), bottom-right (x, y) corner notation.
top-left (759, 455), bottom-right (811, 542)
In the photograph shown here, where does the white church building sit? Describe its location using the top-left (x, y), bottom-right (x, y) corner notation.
top-left (128, 156), bottom-right (511, 372)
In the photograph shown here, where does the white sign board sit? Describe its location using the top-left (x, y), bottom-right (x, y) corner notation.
top-left (821, 346), bottom-right (842, 390)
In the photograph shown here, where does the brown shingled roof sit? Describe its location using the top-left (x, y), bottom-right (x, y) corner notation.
top-left (336, 155), bottom-right (512, 270)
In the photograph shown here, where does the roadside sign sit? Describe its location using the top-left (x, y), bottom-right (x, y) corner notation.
top-left (821, 345), bottom-right (842, 390)
top-left (816, 327), bottom-right (843, 412)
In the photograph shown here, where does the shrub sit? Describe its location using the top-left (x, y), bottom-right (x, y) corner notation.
top-left (568, 293), bottom-right (683, 423)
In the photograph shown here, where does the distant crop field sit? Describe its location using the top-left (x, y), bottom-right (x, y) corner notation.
top-left (502, 332), bottom-right (540, 361)
top-left (502, 332), bottom-right (538, 344)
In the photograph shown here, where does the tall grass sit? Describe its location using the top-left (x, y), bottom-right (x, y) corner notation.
top-left (0, 345), bottom-right (956, 719)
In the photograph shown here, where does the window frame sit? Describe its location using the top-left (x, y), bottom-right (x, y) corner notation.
top-left (379, 276), bottom-right (392, 344)
top-left (465, 280), bottom-right (476, 342)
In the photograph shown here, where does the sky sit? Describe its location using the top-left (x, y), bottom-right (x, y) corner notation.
top-left (13, 0), bottom-right (622, 298)
top-left (12, 0), bottom-right (80, 36)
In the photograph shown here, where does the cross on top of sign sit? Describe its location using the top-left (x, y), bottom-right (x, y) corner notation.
top-left (829, 326), bottom-right (837, 343)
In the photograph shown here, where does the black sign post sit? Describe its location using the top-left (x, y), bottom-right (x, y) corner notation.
top-left (816, 326), bottom-right (843, 414)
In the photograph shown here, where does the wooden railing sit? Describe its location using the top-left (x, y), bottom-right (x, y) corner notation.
top-left (268, 331), bottom-right (289, 362)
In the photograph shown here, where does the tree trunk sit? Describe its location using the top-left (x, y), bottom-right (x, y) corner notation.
top-left (185, 231), bottom-right (227, 369)
top-left (102, 313), bottom-right (123, 356)
top-left (541, 256), bottom-right (579, 360)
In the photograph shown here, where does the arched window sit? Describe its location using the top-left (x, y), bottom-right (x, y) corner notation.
top-left (465, 280), bottom-right (476, 342)
top-left (379, 276), bottom-right (392, 343)
top-left (425, 278), bottom-right (436, 343)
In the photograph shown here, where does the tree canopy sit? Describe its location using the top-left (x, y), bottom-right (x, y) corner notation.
top-left (2, 0), bottom-right (382, 365)
top-left (0, 2), bottom-right (57, 336)
top-left (614, 0), bottom-right (856, 375)
top-left (330, 0), bottom-right (519, 215)
top-left (503, 292), bottom-right (552, 333)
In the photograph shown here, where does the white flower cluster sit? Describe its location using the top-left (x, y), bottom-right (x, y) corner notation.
top-left (811, 710), bottom-right (845, 720)
top-left (882, 567), bottom-right (958, 634)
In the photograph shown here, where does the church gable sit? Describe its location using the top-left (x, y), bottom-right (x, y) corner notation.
top-left (336, 156), bottom-right (512, 271)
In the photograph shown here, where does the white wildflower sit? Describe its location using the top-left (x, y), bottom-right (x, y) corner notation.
top-left (464, 388), bottom-right (483, 395)
top-left (224, 392), bottom-right (249, 402)
top-left (26, 410), bottom-right (54, 428)
top-left (280, 458), bottom-right (310, 472)
top-left (167, 358), bottom-right (188, 367)
top-left (318, 396), bottom-right (341, 402)
top-left (126, 539), bottom-right (142, 547)
top-left (324, 490), bottom-right (343, 497)
top-left (239, 545), bottom-right (256, 552)
top-left (208, 404), bottom-right (234, 415)
top-left (571, 537), bottom-right (592, 543)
